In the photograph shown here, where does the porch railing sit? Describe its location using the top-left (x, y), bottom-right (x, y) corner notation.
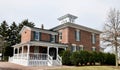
top-left (29, 53), bottom-right (48, 60)
top-left (57, 55), bottom-right (62, 65)
top-left (9, 53), bottom-right (62, 66)
top-left (12, 53), bottom-right (47, 60)
top-left (47, 55), bottom-right (53, 66)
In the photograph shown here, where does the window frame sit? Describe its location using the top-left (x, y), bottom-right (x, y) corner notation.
top-left (34, 46), bottom-right (39, 53)
top-left (71, 44), bottom-right (76, 52)
top-left (59, 32), bottom-right (62, 40)
top-left (92, 33), bottom-right (96, 44)
top-left (79, 45), bottom-right (84, 51)
top-left (35, 31), bottom-right (39, 41)
top-left (75, 29), bottom-right (80, 41)
top-left (51, 35), bottom-right (56, 42)
top-left (92, 46), bottom-right (96, 51)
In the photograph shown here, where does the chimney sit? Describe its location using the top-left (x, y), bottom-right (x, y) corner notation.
top-left (41, 24), bottom-right (44, 29)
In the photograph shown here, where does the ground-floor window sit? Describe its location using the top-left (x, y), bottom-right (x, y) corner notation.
top-left (71, 44), bottom-right (76, 52)
top-left (92, 46), bottom-right (96, 51)
top-left (34, 46), bottom-right (39, 53)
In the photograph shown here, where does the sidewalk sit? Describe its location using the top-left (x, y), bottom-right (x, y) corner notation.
top-left (0, 62), bottom-right (65, 70)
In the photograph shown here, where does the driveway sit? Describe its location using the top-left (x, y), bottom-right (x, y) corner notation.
top-left (0, 62), bottom-right (65, 70)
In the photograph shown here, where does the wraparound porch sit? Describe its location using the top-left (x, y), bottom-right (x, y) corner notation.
top-left (9, 41), bottom-right (68, 66)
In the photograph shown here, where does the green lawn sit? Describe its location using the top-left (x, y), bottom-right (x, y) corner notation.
top-left (50, 66), bottom-right (120, 70)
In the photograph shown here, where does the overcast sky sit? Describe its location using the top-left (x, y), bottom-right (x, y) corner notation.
top-left (0, 0), bottom-right (120, 30)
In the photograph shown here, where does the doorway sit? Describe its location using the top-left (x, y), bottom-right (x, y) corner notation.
top-left (49, 48), bottom-right (57, 60)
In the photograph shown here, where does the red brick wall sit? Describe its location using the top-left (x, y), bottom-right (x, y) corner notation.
top-left (41, 33), bottom-right (50, 42)
top-left (58, 27), bottom-right (100, 52)
top-left (22, 30), bottom-right (59, 43)
top-left (21, 29), bottom-right (31, 43)
top-left (58, 28), bottom-right (69, 44)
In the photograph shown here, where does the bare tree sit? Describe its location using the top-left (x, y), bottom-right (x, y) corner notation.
top-left (102, 9), bottom-right (120, 67)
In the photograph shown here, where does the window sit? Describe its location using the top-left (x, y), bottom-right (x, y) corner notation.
top-left (34, 46), bottom-right (39, 53)
top-left (59, 32), bottom-right (62, 40)
top-left (75, 30), bottom-right (80, 41)
top-left (51, 35), bottom-right (55, 42)
top-left (79, 45), bottom-right (84, 51)
top-left (35, 31), bottom-right (39, 41)
top-left (92, 33), bottom-right (96, 44)
top-left (71, 44), bottom-right (76, 52)
top-left (92, 47), bottom-right (96, 51)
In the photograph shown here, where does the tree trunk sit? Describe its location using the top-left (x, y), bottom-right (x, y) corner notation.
top-left (115, 45), bottom-right (118, 67)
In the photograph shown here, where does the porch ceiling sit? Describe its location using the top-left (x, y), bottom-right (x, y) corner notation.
top-left (12, 41), bottom-right (68, 48)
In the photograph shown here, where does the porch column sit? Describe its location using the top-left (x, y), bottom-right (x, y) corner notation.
top-left (56, 47), bottom-right (58, 56)
top-left (13, 47), bottom-right (15, 56)
top-left (21, 46), bottom-right (24, 58)
top-left (27, 44), bottom-right (30, 59)
top-left (47, 46), bottom-right (49, 55)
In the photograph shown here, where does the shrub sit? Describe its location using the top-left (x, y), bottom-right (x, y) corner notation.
top-left (104, 53), bottom-right (115, 65)
top-left (70, 51), bottom-right (80, 66)
top-left (61, 50), bottom-right (71, 65)
top-left (89, 52), bottom-right (96, 65)
top-left (79, 51), bottom-right (90, 65)
top-left (97, 52), bottom-right (105, 65)
top-left (61, 50), bottom-right (115, 66)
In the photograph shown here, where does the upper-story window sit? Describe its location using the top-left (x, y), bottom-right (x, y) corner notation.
top-left (35, 31), bottom-right (39, 41)
top-left (92, 33), bottom-right (96, 44)
top-left (59, 32), bottom-right (62, 40)
top-left (75, 29), bottom-right (80, 41)
top-left (51, 35), bottom-right (55, 42)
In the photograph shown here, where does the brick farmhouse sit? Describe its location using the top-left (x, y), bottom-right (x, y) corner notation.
top-left (9, 14), bottom-right (101, 66)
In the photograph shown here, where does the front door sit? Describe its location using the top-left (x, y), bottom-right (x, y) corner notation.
top-left (49, 48), bottom-right (56, 60)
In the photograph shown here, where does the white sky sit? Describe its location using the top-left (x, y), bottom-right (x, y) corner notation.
top-left (0, 0), bottom-right (120, 30)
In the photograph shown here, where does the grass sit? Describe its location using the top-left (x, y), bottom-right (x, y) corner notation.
top-left (50, 66), bottom-right (120, 70)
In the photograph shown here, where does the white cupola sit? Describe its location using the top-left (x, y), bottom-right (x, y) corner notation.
top-left (57, 14), bottom-right (77, 24)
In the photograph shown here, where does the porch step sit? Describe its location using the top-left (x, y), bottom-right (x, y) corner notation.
top-left (53, 60), bottom-right (62, 66)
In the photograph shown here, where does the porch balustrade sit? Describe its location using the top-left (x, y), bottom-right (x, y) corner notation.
top-left (12, 53), bottom-right (48, 60)
top-left (29, 53), bottom-right (48, 60)
top-left (9, 53), bottom-right (62, 66)
top-left (57, 55), bottom-right (62, 65)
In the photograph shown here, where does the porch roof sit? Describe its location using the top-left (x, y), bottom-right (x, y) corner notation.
top-left (12, 41), bottom-right (68, 48)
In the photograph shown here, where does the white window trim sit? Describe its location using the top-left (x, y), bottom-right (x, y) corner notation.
top-left (35, 31), bottom-right (39, 41)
